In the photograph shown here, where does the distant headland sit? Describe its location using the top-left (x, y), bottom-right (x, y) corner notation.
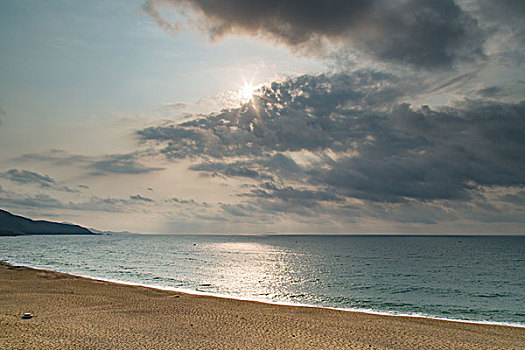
top-left (0, 209), bottom-right (94, 236)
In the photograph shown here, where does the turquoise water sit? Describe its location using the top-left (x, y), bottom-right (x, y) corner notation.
top-left (1, 234), bottom-right (524, 326)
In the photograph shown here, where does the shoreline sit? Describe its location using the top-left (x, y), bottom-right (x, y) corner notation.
top-left (4, 259), bottom-right (524, 329)
top-left (2, 261), bottom-right (524, 349)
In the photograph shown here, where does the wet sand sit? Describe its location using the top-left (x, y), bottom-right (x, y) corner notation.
top-left (1, 261), bottom-right (524, 349)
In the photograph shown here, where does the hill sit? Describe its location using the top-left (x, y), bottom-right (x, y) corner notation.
top-left (0, 209), bottom-right (94, 236)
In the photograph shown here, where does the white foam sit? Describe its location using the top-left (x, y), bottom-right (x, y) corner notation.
top-left (5, 259), bottom-right (524, 329)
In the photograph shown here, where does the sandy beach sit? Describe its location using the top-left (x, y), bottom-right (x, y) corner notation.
top-left (1, 261), bottom-right (523, 349)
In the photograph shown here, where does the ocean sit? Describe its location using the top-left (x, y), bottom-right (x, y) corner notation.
top-left (1, 234), bottom-right (523, 327)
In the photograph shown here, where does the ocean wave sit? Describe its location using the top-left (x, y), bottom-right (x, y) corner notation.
top-left (4, 259), bottom-right (524, 329)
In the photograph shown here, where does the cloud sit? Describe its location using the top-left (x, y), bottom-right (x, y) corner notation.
top-left (14, 149), bottom-right (90, 165)
top-left (166, 197), bottom-right (210, 207)
top-left (0, 169), bottom-right (81, 193)
top-left (14, 150), bottom-right (164, 176)
top-left (219, 203), bottom-right (253, 217)
top-left (90, 154), bottom-right (164, 175)
top-left (189, 161), bottom-right (273, 180)
top-left (143, 0), bottom-right (182, 36)
top-left (163, 102), bottom-right (187, 111)
top-left (137, 70), bottom-right (525, 226)
top-left (474, 0), bottom-right (525, 45)
top-left (243, 182), bottom-right (344, 205)
top-left (71, 196), bottom-right (145, 212)
top-left (0, 105), bottom-right (5, 124)
top-left (475, 85), bottom-right (503, 98)
top-left (0, 193), bottom-right (68, 210)
top-left (426, 70), bottom-right (480, 94)
top-left (138, 70), bottom-right (415, 158)
top-left (130, 194), bottom-right (154, 202)
top-left (146, 0), bottom-right (485, 69)
top-left (308, 100), bottom-right (525, 203)
top-left (0, 187), bottom-right (153, 213)
top-left (499, 190), bottom-right (525, 206)
top-left (0, 169), bottom-right (56, 188)
top-left (186, 154), bottom-right (305, 181)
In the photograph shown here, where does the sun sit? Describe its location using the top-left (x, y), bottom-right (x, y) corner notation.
top-left (238, 83), bottom-right (257, 103)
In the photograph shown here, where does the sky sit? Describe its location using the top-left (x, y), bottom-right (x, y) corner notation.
top-left (0, 0), bottom-right (524, 234)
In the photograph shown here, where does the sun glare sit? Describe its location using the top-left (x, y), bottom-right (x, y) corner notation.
top-left (238, 83), bottom-right (256, 103)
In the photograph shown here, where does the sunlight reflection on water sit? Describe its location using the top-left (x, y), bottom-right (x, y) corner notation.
top-left (1, 234), bottom-right (523, 325)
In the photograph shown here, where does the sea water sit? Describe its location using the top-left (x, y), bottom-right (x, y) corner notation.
top-left (1, 234), bottom-right (523, 326)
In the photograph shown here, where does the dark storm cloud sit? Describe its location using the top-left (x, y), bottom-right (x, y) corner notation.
top-left (138, 71), bottom-right (525, 208)
top-left (499, 191), bottom-right (525, 206)
top-left (476, 0), bottom-right (525, 42)
top-left (14, 150), bottom-right (164, 176)
top-left (466, 0), bottom-right (525, 69)
top-left (310, 101), bottom-right (525, 202)
top-left (476, 86), bottom-right (503, 98)
top-left (426, 71), bottom-right (480, 94)
top-left (146, 0), bottom-right (484, 68)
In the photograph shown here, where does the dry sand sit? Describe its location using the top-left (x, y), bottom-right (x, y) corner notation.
top-left (1, 261), bottom-right (524, 349)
